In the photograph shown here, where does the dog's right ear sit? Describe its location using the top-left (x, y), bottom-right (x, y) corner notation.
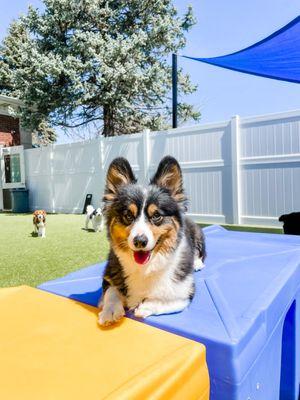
top-left (103, 157), bottom-right (137, 202)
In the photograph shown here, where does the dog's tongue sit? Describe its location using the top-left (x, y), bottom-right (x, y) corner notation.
top-left (134, 251), bottom-right (151, 265)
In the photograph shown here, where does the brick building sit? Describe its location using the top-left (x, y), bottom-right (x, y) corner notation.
top-left (0, 95), bottom-right (32, 211)
top-left (0, 95), bottom-right (32, 148)
top-left (0, 114), bottom-right (20, 147)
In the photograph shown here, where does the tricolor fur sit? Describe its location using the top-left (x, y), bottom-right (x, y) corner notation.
top-left (33, 210), bottom-right (46, 238)
top-left (98, 156), bottom-right (206, 326)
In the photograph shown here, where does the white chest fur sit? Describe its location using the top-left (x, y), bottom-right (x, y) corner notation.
top-left (37, 222), bottom-right (46, 238)
top-left (115, 237), bottom-right (193, 309)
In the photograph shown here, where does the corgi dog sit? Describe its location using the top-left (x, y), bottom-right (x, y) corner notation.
top-left (85, 205), bottom-right (104, 232)
top-left (33, 210), bottom-right (46, 238)
top-left (98, 156), bottom-right (206, 326)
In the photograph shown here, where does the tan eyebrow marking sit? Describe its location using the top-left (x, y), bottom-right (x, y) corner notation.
top-left (128, 203), bottom-right (138, 217)
top-left (147, 204), bottom-right (158, 217)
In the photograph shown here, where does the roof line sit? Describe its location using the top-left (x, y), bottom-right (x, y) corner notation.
top-left (204, 277), bottom-right (241, 341)
top-left (0, 94), bottom-right (23, 106)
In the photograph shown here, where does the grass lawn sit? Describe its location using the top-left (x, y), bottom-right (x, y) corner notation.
top-left (0, 213), bottom-right (109, 288)
top-left (0, 213), bottom-right (282, 288)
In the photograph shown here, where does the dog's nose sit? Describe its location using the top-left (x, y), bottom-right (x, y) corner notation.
top-left (133, 234), bottom-right (148, 249)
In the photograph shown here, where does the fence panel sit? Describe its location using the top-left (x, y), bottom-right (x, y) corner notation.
top-left (102, 133), bottom-right (145, 183)
top-left (24, 110), bottom-right (300, 227)
top-left (25, 140), bottom-right (103, 213)
top-left (240, 111), bottom-right (300, 226)
top-left (149, 123), bottom-right (232, 224)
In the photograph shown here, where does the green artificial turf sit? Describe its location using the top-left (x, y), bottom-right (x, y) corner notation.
top-left (0, 213), bottom-right (109, 288)
top-left (0, 213), bottom-right (282, 288)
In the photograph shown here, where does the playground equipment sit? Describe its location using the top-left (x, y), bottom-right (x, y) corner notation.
top-left (40, 225), bottom-right (300, 400)
top-left (0, 286), bottom-right (209, 400)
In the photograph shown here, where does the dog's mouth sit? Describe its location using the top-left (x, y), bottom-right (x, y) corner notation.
top-left (133, 250), bottom-right (151, 265)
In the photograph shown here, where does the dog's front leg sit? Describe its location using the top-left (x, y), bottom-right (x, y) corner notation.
top-left (98, 286), bottom-right (125, 326)
top-left (194, 256), bottom-right (205, 271)
top-left (134, 299), bottom-right (190, 319)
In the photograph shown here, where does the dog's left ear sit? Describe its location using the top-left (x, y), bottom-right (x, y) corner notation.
top-left (103, 157), bottom-right (137, 202)
top-left (150, 156), bottom-right (186, 206)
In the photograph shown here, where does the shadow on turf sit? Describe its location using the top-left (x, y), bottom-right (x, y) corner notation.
top-left (81, 228), bottom-right (99, 233)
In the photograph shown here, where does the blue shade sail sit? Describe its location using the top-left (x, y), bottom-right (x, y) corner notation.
top-left (183, 16), bottom-right (300, 83)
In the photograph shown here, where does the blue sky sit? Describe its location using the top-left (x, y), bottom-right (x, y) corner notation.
top-left (0, 0), bottom-right (300, 141)
top-left (175, 0), bottom-right (300, 123)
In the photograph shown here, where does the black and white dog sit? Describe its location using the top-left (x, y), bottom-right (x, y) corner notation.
top-left (98, 156), bottom-right (206, 326)
top-left (85, 205), bottom-right (104, 232)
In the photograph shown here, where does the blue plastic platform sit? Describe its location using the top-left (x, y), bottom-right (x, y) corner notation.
top-left (39, 225), bottom-right (300, 400)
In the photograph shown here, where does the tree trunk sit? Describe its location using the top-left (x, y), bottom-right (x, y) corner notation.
top-left (103, 105), bottom-right (116, 137)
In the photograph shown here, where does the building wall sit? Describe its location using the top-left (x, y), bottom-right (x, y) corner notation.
top-left (20, 127), bottom-right (33, 149)
top-left (0, 115), bottom-right (20, 147)
top-left (0, 97), bottom-right (31, 211)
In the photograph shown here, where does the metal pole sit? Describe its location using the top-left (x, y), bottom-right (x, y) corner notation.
top-left (172, 53), bottom-right (178, 129)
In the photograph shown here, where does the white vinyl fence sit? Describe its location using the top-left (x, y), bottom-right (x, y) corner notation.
top-left (25, 109), bottom-right (300, 227)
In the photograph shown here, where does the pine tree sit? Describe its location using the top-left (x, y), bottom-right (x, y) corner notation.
top-left (0, 20), bottom-right (57, 144)
top-left (0, 20), bottom-right (29, 95)
top-left (0, 0), bottom-right (200, 137)
top-left (32, 121), bottom-right (57, 146)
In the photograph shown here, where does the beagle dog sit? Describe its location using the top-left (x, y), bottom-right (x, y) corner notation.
top-left (33, 210), bottom-right (47, 238)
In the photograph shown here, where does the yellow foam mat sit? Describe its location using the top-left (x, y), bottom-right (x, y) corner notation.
top-left (0, 286), bottom-right (209, 400)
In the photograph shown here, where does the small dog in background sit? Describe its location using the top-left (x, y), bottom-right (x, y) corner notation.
top-left (279, 212), bottom-right (300, 235)
top-left (33, 210), bottom-right (47, 238)
top-left (85, 205), bottom-right (104, 232)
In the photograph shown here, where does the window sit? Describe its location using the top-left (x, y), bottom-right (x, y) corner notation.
top-left (4, 154), bottom-right (21, 184)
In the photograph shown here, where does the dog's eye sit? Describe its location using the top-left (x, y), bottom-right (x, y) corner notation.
top-left (151, 211), bottom-right (163, 224)
top-left (123, 210), bottom-right (134, 225)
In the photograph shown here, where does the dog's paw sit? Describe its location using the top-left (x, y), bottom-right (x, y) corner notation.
top-left (194, 258), bottom-right (205, 271)
top-left (134, 304), bottom-right (155, 319)
top-left (98, 304), bottom-right (125, 326)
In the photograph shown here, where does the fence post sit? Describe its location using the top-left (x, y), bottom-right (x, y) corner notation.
top-left (98, 135), bottom-right (106, 207)
top-left (99, 135), bottom-right (105, 171)
top-left (49, 145), bottom-right (55, 213)
top-left (143, 129), bottom-right (150, 183)
top-left (230, 115), bottom-right (241, 225)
